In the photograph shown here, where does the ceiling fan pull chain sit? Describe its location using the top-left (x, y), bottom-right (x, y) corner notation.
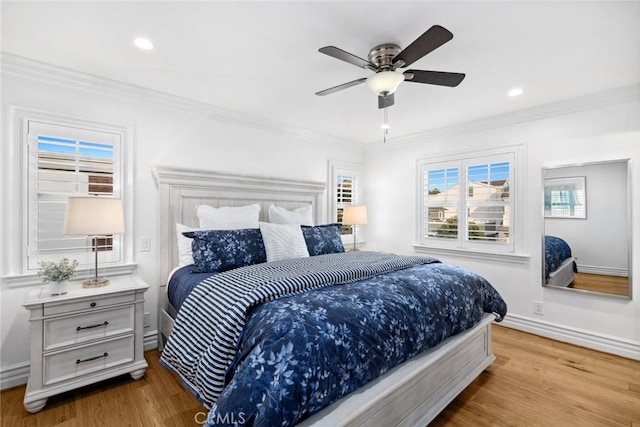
top-left (382, 108), bottom-right (389, 143)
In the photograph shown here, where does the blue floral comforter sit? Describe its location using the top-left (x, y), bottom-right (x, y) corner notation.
top-left (544, 235), bottom-right (577, 282)
top-left (161, 252), bottom-right (506, 426)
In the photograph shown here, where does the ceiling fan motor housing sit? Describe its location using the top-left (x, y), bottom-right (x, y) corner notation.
top-left (368, 43), bottom-right (402, 70)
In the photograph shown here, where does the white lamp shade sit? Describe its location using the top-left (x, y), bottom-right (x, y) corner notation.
top-left (342, 205), bottom-right (368, 225)
top-left (366, 71), bottom-right (405, 96)
top-left (64, 197), bottom-right (125, 235)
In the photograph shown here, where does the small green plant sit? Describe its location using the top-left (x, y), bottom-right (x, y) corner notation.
top-left (38, 258), bottom-right (79, 283)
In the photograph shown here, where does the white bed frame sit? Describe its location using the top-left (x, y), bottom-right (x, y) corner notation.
top-left (153, 166), bottom-right (497, 426)
top-left (547, 257), bottom-right (576, 288)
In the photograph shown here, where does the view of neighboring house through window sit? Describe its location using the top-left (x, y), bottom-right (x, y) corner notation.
top-left (419, 152), bottom-right (514, 251)
top-left (465, 161), bottom-right (510, 242)
top-left (27, 120), bottom-right (123, 271)
top-left (425, 165), bottom-right (460, 239)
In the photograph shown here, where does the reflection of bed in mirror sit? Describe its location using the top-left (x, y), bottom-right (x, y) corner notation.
top-left (542, 159), bottom-right (632, 299)
top-left (544, 235), bottom-right (577, 287)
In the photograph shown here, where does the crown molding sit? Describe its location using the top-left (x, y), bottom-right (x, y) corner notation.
top-left (0, 52), bottom-right (365, 153)
top-left (5, 52), bottom-right (637, 153)
top-left (369, 83), bottom-right (640, 149)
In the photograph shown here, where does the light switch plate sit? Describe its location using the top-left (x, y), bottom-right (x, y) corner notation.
top-left (140, 237), bottom-right (151, 252)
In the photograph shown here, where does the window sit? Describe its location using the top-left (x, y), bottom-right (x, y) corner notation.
top-left (418, 151), bottom-right (515, 252)
top-left (26, 120), bottom-right (124, 271)
top-left (328, 161), bottom-right (363, 241)
top-left (544, 177), bottom-right (586, 219)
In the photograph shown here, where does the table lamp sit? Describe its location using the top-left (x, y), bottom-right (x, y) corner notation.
top-left (342, 205), bottom-right (368, 251)
top-left (64, 196), bottom-right (125, 287)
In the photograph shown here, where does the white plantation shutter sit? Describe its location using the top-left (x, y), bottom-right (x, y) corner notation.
top-left (27, 121), bottom-right (123, 270)
top-left (329, 161), bottom-right (363, 240)
top-left (336, 173), bottom-right (361, 235)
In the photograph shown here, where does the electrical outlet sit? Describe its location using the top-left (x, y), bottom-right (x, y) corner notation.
top-left (533, 301), bottom-right (544, 315)
top-left (143, 312), bottom-right (151, 328)
top-left (140, 237), bottom-right (151, 252)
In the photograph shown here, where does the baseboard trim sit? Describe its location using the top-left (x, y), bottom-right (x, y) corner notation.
top-left (144, 330), bottom-right (159, 351)
top-left (500, 313), bottom-right (640, 360)
top-left (1, 331), bottom-right (160, 390)
top-left (576, 264), bottom-right (628, 277)
top-left (0, 361), bottom-right (30, 390)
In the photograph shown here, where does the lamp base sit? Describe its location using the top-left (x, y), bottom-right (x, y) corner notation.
top-left (82, 278), bottom-right (110, 288)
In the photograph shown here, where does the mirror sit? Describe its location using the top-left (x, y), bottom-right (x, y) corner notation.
top-left (542, 160), bottom-right (631, 298)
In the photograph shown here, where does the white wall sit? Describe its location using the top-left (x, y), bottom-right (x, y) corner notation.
top-left (364, 97), bottom-right (640, 358)
top-left (545, 162), bottom-right (628, 273)
top-left (0, 60), bottom-right (364, 386)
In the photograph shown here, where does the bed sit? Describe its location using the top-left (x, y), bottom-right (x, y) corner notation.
top-left (153, 166), bottom-right (507, 426)
top-left (544, 235), bottom-right (578, 287)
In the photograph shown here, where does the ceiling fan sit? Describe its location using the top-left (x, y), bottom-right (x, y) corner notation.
top-left (315, 25), bottom-right (465, 109)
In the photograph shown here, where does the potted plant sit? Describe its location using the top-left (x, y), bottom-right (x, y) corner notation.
top-left (38, 258), bottom-right (79, 295)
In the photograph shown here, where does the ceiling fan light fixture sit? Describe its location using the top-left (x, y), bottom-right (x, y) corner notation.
top-left (366, 71), bottom-right (405, 96)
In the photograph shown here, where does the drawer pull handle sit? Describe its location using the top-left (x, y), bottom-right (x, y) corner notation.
top-left (90, 302), bottom-right (97, 307)
top-left (76, 352), bottom-right (109, 364)
top-left (76, 321), bottom-right (109, 331)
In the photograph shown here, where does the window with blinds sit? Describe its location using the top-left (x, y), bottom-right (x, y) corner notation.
top-left (328, 161), bottom-right (363, 240)
top-left (336, 173), bottom-right (360, 235)
top-left (423, 166), bottom-right (459, 239)
top-left (419, 153), bottom-right (514, 251)
top-left (465, 160), bottom-right (510, 243)
top-left (27, 121), bottom-right (123, 270)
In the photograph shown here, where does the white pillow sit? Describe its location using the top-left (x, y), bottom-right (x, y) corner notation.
top-left (195, 204), bottom-right (260, 230)
top-left (259, 222), bottom-right (309, 262)
top-left (268, 204), bottom-right (314, 226)
top-left (176, 223), bottom-right (199, 267)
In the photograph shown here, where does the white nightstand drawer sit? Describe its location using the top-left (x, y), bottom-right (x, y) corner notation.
top-left (44, 305), bottom-right (135, 351)
top-left (43, 334), bottom-right (134, 386)
top-left (43, 292), bottom-right (135, 316)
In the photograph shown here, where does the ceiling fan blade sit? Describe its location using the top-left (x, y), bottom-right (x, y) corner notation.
top-left (315, 77), bottom-right (367, 96)
top-left (378, 93), bottom-right (395, 109)
top-left (403, 70), bottom-right (465, 87)
top-left (319, 46), bottom-right (376, 70)
top-left (392, 25), bottom-right (454, 68)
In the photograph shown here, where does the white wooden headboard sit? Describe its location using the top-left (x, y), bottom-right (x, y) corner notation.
top-left (152, 166), bottom-right (326, 291)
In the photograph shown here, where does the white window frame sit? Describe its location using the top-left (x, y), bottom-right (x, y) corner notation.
top-left (328, 160), bottom-right (364, 246)
top-left (2, 108), bottom-right (135, 286)
top-left (416, 145), bottom-right (525, 260)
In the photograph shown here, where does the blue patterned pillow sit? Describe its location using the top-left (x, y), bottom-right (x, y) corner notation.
top-left (183, 229), bottom-right (266, 273)
top-left (301, 223), bottom-right (345, 256)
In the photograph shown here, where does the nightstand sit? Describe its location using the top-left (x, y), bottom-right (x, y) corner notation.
top-left (22, 275), bottom-right (149, 413)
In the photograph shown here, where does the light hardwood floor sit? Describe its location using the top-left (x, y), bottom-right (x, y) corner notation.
top-left (2, 325), bottom-right (639, 426)
top-left (569, 272), bottom-right (629, 296)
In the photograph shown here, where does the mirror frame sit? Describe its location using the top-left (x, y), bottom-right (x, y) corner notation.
top-left (542, 159), bottom-right (632, 299)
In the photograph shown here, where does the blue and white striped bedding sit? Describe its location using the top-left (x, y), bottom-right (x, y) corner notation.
top-left (167, 264), bottom-right (213, 311)
top-left (160, 251), bottom-right (507, 426)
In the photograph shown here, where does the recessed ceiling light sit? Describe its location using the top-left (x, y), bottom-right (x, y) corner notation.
top-left (133, 38), bottom-right (154, 50)
top-left (508, 88), bottom-right (523, 97)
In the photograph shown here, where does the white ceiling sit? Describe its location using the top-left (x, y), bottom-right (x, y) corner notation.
top-left (2, 1), bottom-right (639, 144)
